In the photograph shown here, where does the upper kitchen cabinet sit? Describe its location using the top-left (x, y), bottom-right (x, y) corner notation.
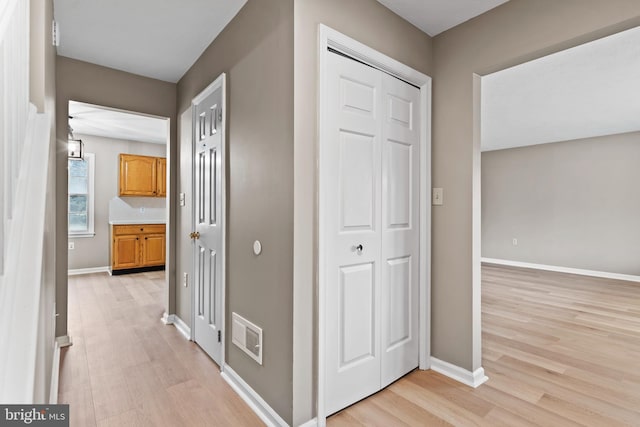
top-left (119, 153), bottom-right (166, 197)
top-left (156, 157), bottom-right (166, 197)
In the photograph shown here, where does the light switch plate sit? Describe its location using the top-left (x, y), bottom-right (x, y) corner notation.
top-left (433, 188), bottom-right (444, 206)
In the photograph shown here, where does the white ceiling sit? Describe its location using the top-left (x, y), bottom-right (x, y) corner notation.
top-left (53, 0), bottom-right (508, 82)
top-left (376, 0), bottom-right (510, 36)
top-left (68, 101), bottom-right (168, 145)
top-left (481, 26), bottom-right (640, 152)
top-left (53, 0), bottom-right (247, 83)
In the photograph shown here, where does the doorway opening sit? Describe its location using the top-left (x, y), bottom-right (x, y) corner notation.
top-left (66, 100), bottom-right (171, 325)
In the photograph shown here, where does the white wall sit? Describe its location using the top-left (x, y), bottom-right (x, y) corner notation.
top-left (482, 131), bottom-right (640, 276)
top-left (68, 134), bottom-right (166, 270)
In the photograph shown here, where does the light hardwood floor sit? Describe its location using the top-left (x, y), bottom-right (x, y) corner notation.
top-left (330, 264), bottom-right (640, 426)
top-left (60, 266), bottom-right (640, 426)
top-left (59, 271), bottom-right (262, 426)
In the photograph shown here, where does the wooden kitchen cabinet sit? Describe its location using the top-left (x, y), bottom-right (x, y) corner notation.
top-left (111, 224), bottom-right (166, 273)
top-left (118, 154), bottom-right (166, 197)
top-left (142, 233), bottom-right (166, 266)
top-left (112, 234), bottom-right (141, 269)
top-left (156, 157), bottom-right (166, 197)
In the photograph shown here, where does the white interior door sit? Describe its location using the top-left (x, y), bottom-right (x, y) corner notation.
top-left (193, 83), bottom-right (224, 365)
top-left (380, 71), bottom-right (420, 388)
top-left (325, 51), bottom-right (421, 415)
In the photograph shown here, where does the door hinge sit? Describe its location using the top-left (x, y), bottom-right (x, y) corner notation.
top-left (218, 330), bottom-right (222, 343)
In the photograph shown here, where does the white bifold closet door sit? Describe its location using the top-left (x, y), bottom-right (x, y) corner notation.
top-left (325, 51), bottom-right (421, 415)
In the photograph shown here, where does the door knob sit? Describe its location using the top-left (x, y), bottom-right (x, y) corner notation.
top-left (355, 244), bottom-right (363, 252)
top-left (189, 231), bottom-right (200, 240)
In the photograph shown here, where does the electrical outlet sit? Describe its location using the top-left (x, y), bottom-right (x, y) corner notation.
top-left (179, 193), bottom-right (186, 207)
top-left (432, 188), bottom-right (444, 206)
top-left (512, 238), bottom-right (518, 246)
top-left (183, 272), bottom-right (188, 287)
top-left (140, 207), bottom-right (145, 213)
top-left (68, 242), bottom-right (75, 250)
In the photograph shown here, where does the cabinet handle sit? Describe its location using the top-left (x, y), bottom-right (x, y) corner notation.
top-left (145, 237), bottom-right (148, 240)
top-left (136, 237), bottom-right (139, 240)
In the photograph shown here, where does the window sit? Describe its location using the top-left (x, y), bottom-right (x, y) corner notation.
top-left (68, 153), bottom-right (95, 237)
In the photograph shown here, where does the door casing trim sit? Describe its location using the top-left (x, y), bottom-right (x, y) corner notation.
top-left (190, 73), bottom-right (227, 369)
top-left (317, 24), bottom-right (432, 425)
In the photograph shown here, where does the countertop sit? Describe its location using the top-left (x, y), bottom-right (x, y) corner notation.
top-left (109, 220), bottom-right (166, 225)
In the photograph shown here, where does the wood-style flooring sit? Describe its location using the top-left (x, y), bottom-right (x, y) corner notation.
top-left (330, 264), bottom-right (640, 426)
top-left (58, 271), bottom-right (262, 426)
top-left (59, 265), bottom-right (640, 426)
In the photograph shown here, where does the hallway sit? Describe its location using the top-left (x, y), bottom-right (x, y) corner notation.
top-left (58, 271), bottom-right (262, 426)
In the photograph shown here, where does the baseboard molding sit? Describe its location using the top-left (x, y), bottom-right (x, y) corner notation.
top-left (55, 335), bottom-right (73, 348)
top-left (298, 418), bottom-right (318, 427)
top-left (161, 313), bottom-right (191, 340)
top-left (49, 340), bottom-right (61, 404)
top-left (67, 266), bottom-right (110, 276)
top-left (161, 312), bottom-right (175, 325)
top-left (430, 357), bottom-right (488, 388)
top-left (221, 364), bottom-right (289, 427)
top-left (482, 258), bottom-right (640, 283)
top-left (173, 316), bottom-right (191, 340)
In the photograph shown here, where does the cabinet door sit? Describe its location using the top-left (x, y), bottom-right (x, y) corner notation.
top-left (119, 154), bottom-right (157, 196)
top-left (142, 233), bottom-right (165, 266)
top-left (156, 158), bottom-right (167, 197)
top-left (113, 235), bottom-right (141, 269)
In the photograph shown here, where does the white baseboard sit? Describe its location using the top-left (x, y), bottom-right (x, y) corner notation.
top-left (221, 364), bottom-right (289, 427)
top-left (55, 335), bottom-right (73, 348)
top-left (430, 357), bottom-right (488, 388)
top-left (49, 340), bottom-right (61, 404)
top-left (298, 418), bottom-right (318, 427)
top-left (67, 266), bottom-right (110, 276)
top-left (482, 258), bottom-right (640, 283)
top-left (173, 316), bottom-right (191, 340)
top-left (161, 313), bottom-right (191, 340)
top-left (161, 312), bottom-right (175, 325)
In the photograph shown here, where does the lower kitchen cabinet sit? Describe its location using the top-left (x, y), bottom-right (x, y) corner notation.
top-left (111, 224), bottom-right (165, 273)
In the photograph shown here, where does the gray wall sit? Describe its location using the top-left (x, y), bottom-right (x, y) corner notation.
top-left (68, 134), bottom-right (166, 270)
top-left (431, 0), bottom-right (640, 371)
top-left (56, 56), bottom-right (177, 338)
top-left (176, 1), bottom-right (294, 423)
top-left (293, 0), bottom-right (433, 423)
top-left (482, 132), bottom-right (640, 276)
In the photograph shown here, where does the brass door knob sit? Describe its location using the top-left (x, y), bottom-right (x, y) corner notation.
top-left (189, 231), bottom-right (200, 240)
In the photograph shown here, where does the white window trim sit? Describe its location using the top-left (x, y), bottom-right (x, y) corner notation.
top-left (68, 152), bottom-right (95, 238)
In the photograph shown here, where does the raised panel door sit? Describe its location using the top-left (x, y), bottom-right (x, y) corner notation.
top-left (325, 51), bottom-right (421, 415)
top-left (119, 154), bottom-right (157, 196)
top-left (156, 158), bottom-right (166, 197)
top-left (113, 234), bottom-right (140, 269)
top-left (325, 52), bottom-right (383, 416)
top-left (193, 82), bottom-right (224, 364)
top-left (142, 233), bottom-right (165, 266)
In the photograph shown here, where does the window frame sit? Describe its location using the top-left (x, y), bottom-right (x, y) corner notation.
top-left (68, 152), bottom-right (95, 238)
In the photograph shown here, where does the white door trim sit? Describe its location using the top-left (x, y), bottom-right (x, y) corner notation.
top-left (190, 73), bottom-right (227, 369)
top-left (317, 24), bottom-right (431, 424)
